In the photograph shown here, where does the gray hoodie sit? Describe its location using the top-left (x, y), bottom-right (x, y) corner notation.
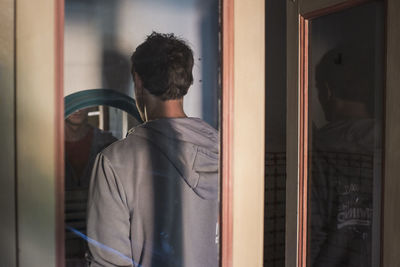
top-left (87, 117), bottom-right (219, 267)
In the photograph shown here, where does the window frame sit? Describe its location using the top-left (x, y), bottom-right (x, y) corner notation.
top-left (287, 0), bottom-right (400, 266)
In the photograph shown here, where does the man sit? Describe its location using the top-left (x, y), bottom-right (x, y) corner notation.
top-left (310, 45), bottom-right (380, 267)
top-left (65, 108), bottom-right (117, 267)
top-left (87, 32), bottom-right (219, 267)
top-left (65, 108), bottom-right (118, 188)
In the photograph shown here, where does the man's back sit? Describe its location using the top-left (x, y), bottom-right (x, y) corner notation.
top-left (87, 117), bottom-right (219, 267)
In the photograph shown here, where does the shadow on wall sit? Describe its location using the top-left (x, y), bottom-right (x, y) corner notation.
top-left (102, 49), bottom-right (132, 94)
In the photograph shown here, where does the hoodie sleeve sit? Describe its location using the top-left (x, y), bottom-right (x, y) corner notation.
top-left (310, 161), bottom-right (329, 266)
top-left (87, 153), bottom-right (134, 267)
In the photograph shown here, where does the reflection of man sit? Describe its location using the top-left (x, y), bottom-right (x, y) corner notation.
top-left (65, 108), bottom-right (117, 267)
top-left (310, 45), bottom-right (379, 267)
top-left (65, 109), bottom-right (117, 186)
top-left (87, 32), bottom-right (219, 267)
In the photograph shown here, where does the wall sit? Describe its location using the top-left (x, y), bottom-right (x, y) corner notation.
top-left (16, 0), bottom-right (61, 266)
top-left (64, 0), bottom-right (220, 128)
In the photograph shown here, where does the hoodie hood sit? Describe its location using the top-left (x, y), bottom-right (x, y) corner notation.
top-left (128, 117), bottom-right (219, 200)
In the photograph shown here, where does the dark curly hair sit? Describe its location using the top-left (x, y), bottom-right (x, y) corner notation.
top-left (131, 32), bottom-right (194, 100)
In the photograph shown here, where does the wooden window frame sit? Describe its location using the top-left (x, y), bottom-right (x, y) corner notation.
top-left (298, 2), bottom-right (377, 266)
top-left (288, 0), bottom-right (400, 267)
top-left (221, 0), bottom-right (234, 266)
top-left (55, 0), bottom-right (65, 266)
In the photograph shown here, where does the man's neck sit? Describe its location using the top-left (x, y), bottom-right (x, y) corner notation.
top-left (65, 123), bottom-right (91, 142)
top-left (144, 97), bottom-right (187, 122)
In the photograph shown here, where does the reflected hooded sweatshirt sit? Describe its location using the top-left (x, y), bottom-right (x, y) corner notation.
top-left (310, 119), bottom-right (379, 267)
top-left (87, 117), bottom-right (219, 267)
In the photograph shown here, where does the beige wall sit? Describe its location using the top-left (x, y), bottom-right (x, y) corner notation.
top-left (16, 0), bottom-right (58, 266)
top-left (232, 0), bottom-right (265, 266)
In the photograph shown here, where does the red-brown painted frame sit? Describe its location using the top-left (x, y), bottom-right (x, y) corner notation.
top-left (298, 1), bottom-right (382, 267)
top-left (55, 0), bottom-right (65, 266)
top-left (298, 15), bottom-right (309, 267)
top-left (221, 0), bottom-right (234, 266)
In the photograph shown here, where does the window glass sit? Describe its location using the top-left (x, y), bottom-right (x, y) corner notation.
top-left (64, 0), bottom-right (220, 266)
top-left (307, 2), bottom-right (384, 267)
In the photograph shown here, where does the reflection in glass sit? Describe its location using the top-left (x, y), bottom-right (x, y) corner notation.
top-left (64, 106), bottom-right (139, 266)
top-left (308, 2), bottom-right (384, 267)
